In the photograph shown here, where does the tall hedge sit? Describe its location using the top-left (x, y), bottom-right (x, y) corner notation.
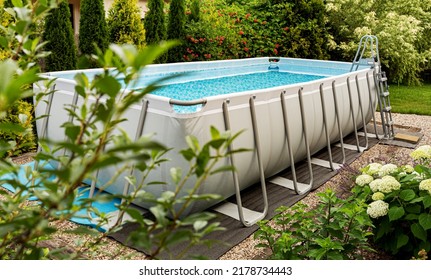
top-left (42, 0), bottom-right (77, 71)
top-left (78, 0), bottom-right (108, 62)
top-left (144, 0), bottom-right (166, 63)
top-left (107, 0), bottom-right (145, 48)
top-left (167, 0), bottom-right (186, 62)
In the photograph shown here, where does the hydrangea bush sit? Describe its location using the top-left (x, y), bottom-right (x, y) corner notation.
top-left (354, 145), bottom-right (431, 258)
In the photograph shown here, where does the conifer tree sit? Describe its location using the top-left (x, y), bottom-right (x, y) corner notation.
top-left (144, 0), bottom-right (166, 62)
top-left (78, 0), bottom-right (108, 65)
top-left (167, 0), bottom-right (186, 62)
top-left (189, 0), bottom-right (200, 22)
top-left (107, 0), bottom-right (145, 48)
top-left (42, 0), bottom-right (77, 71)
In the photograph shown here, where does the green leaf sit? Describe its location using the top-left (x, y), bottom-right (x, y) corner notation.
top-left (210, 165), bottom-right (235, 175)
top-left (186, 135), bottom-right (200, 152)
top-left (0, 123), bottom-right (26, 133)
top-left (423, 195), bottom-right (431, 209)
top-left (418, 213), bottom-right (431, 230)
top-left (124, 208), bottom-right (144, 224)
top-left (210, 126), bottom-right (220, 139)
top-left (411, 223), bottom-right (427, 242)
top-left (388, 206), bottom-right (405, 221)
top-left (399, 189), bottom-right (416, 201)
top-left (396, 234), bottom-right (409, 249)
top-left (170, 167), bottom-right (182, 184)
top-left (180, 149), bottom-right (195, 161)
top-left (94, 75), bottom-right (121, 98)
top-left (12, 0), bottom-right (23, 8)
top-left (193, 220), bottom-right (208, 231)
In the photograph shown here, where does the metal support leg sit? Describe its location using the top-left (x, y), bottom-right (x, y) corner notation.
top-left (346, 77), bottom-right (367, 152)
top-left (89, 100), bottom-right (149, 200)
top-left (270, 88), bottom-right (313, 195)
top-left (355, 75), bottom-right (369, 150)
top-left (62, 91), bottom-right (79, 157)
top-left (33, 85), bottom-right (56, 175)
top-left (373, 70), bottom-right (388, 137)
top-left (310, 83), bottom-right (342, 171)
top-left (331, 81), bottom-right (346, 164)
top-left (365, 72), bottom-right (382, 139)
top-left (214, 99), bottom-right (268, 227)
top-left (116, 99), bottom-right (149, 224)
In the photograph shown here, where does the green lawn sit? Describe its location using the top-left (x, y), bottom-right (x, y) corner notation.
top-left (388, 83), bottom-right (431, 115)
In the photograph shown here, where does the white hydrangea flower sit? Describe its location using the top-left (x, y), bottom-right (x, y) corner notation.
top-left (419, 179), bottom-right (431, 195)
top-left (402, 164), bottom-right (414, 174)
top-left (378, 163), bottom-right (398, 177)
top-left (363, 163), bottom-right (382, 176)
top-left (371, 192), bottom-right (385, 201)
top-left (367, 200), bottom-right (389, 218)
top-left (369, 179), bottom-right (382, 192)
top-left (378, 175), bottom-right (401, 193)
top-left (355, 174), bottom-right (374, 186)
top-left (410, 145), bottom-right (431, 161)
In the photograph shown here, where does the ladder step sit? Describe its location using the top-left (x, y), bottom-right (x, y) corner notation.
top-left (378, 77), bottom-right (388, 82)
top-left (381, 91), bottom-right (390, 97)
top-left (383, 106), bottom-right (392, 112)
top-left (385, 120), bottom-right (394, 126)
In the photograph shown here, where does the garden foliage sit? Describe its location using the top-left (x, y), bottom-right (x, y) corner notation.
top-left (42, 0), bottom-right (77, 71)
top-left (0, 100), bottom-right (35, 157)
top-left (78, 0), bottom-right (108, 65)
top-left (144, 0), bottom-right (166, 63)
top-left (326, 0), bottom-right (431, 85)
top-left (0, 0), bottom-right (236, 260)
top-left (182, 0), bottom-right (329, 61)
top-left (107, 0), bottom-right (145, 48)
top-left (167, 0), bottom-right (186, 62)
top-left (254, 188), bottom-right (374, 260)
top-left (353, 145), bottom-right (431, 258)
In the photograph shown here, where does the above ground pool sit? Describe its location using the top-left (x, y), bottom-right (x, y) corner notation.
top-left (35, 57), bottom-right (378, 225)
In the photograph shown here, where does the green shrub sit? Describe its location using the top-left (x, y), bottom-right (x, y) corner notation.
top-left (42, 0), bottom-right (77, 72)
top-left (325, 0), bottom-right (431, 85)
top-left (0, 100), bottom-right (36, 158)
top-left (107, 0), bottom-right (146, 48)
top-left (189, 0), bottom-right (200, 22)
top-left (78, 0), bottom-right (108, 66)
top-left (254, 188), bottom-right (374, 260)
top-left (144, 0), bottom-right (167, 63)
top-left (167, 0), bottom-right (186, 62)
top-left (353, 146), bottom-right (431, 259)
top-left (182, 0), bottom-right (329, 62)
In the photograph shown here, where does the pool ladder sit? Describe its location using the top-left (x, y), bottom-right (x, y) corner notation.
top-left (351, 35), bottom-right (395, 139)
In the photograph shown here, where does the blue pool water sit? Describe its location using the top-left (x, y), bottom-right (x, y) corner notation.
top-left (140, 71), bottom-right (324, 113)
top-left (150, 71), bottom-right (323, 100)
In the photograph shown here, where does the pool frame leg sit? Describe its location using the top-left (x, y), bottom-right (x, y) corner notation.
top-left (346, 76), bottom-right (368, 152)
top-left (62, 90), bottom-right (79, 158)
top-left (117, 99), bottom-right (149, 224)
top-left (365, 72), bottom-right (382, 139)
top-left (310, 83), bottom-right (343, 171)
top-left (331, 81), bottom-right (346, 164)
top-left (219, 99), bottom-right (268, 227)
top-left (355, 75), bottom-right (369, 150)
top-left (271, 88), bottom-right (313, 195)
top-left (89, 99), bottom-right (149, 201)
top-left (33, 85), bottom-right (56, 176)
